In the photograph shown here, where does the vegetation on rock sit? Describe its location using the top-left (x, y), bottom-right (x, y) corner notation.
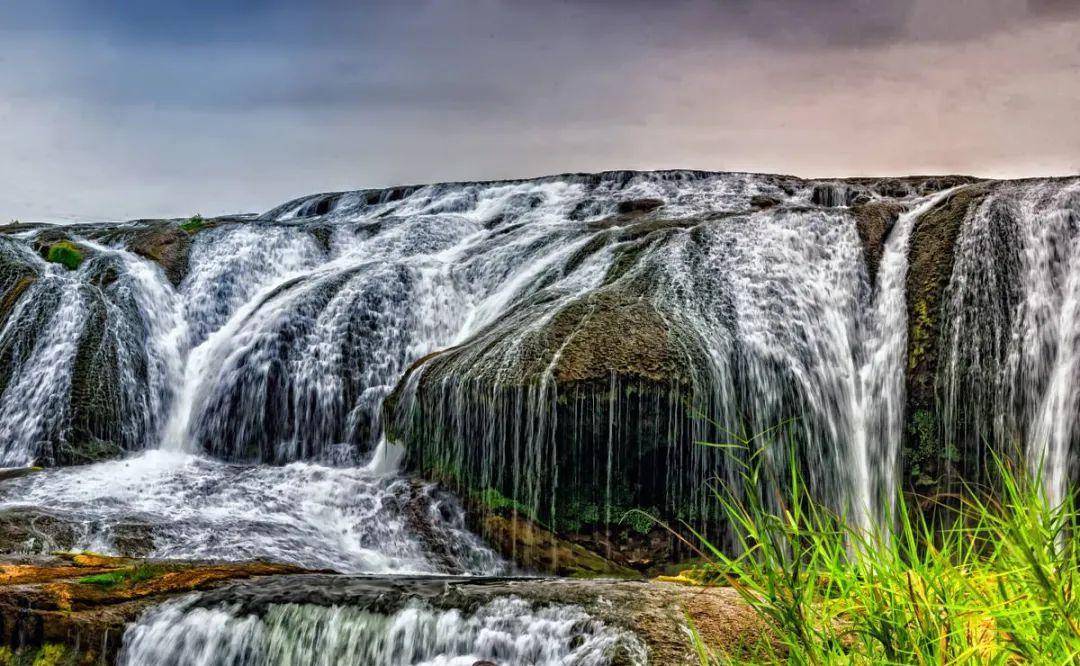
top-left (180, 213), bottom-right (205, 233)
top-left (44, 241), bottom-right (83, 271)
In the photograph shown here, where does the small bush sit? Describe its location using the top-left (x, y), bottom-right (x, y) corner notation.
top-left (180, 214), bottom-right (205, 233)
top-left (45, 241), bottom-right (83, 270)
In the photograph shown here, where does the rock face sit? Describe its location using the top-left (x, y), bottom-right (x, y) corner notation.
top-left (383, 173), bottom-right (999, 567)
top-left (386, 210), bottom-right (717, 567)
top-left (0, 553), bottom-right (307, 665)
top-left (902, 184), bottom-right (991, 493)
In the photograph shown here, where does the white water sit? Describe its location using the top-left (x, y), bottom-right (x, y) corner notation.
top-left (942, 179), bottom-right (1080, 507)
top-left (119, 595), bottom-right (646, 666)
top-left (0, 448), bottom-right (503, 574)
top-left (0, 268), bottom-right (86, 464)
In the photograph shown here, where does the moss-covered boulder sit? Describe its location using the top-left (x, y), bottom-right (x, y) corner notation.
top-left (387, 217), bottom-right (721, 569)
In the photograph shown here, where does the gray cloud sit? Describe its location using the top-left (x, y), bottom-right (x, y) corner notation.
top-left (0, 1), bottom-right (1078, 222)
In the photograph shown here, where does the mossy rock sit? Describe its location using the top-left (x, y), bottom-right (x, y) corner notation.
top-left (387, 222), bottom-right (720, 568)
top-left (851, 200), bottom-right (906, 283)
top-left (0, 644), bottom-right (80, 666)
top-left (902, 184), bottom-right (990, 492)
top-left (905, 184), bottom-right (989, 409)
top-left (89, 221), bottom-right (193, 286)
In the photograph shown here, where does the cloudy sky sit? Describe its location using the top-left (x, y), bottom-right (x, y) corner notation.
top-left (1, 1), bottom-right (1078, 221)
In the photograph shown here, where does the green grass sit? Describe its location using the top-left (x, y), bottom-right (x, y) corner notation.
top-left (180, 214), bottom-right (205, 233)
top-left (44, 241), bottom-right (83, 270)
top-left (476, 486), bottom-right (533, 516)
top-left (78, 562), bottom-right (174, 588)
top-left (688, 445), bottom-right (1080, 664)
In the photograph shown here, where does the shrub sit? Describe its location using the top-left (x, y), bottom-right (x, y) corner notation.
top-left (180, 214), bottom-right (205, 233)
top-left (45, 241), bottom-right (83, 270)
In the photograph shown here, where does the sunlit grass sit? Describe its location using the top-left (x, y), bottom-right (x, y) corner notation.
top-left (687, 439), bottom-right (1080, 665)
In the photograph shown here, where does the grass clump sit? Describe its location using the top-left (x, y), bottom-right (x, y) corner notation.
top-left (180, 214), bottom-right (205, 233)
top-left (476, 487), bottom-right (532, 517)
top-left (44, 241), bottom-right (83, 271)
top-left (690, 444), bottom-right (1080, 664)
top-left (78, 562), bottom-right (174, 589)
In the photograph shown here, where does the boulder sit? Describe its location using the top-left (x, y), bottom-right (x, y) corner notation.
top-left (386, 217), bottom-right (720, 568)
top-left (852, 200), bottom-right (907, 283)
top-left (616, 198), bottom-right (664, 215)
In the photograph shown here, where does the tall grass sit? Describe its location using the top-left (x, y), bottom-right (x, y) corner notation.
top-left (688, 442), bottom-right (1080, 665)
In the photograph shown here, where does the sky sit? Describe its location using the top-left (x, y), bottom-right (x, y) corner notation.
top-left (1, 1), bottom-right (1079, 222)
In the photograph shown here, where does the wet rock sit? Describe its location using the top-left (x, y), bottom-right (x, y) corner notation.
top-left (477, 513), bottom-right (636, 578)
top-left (0, 554), bottom-right (312, 665)
top-left (904, 184), bottom-right (991, 493)
top-left (194, 573), bottom-right (770, 665)
top-left (0, 508), bottom-right (81, 554)
top-left (811, 183), bottom-right (847, 207)
top-left (615, 198), bottom-right (664, 215)
top-left (0, 467), bottom-right (41, 483)
top-left (386, 219), bottom-right (717, 569)
top-left (852, 200), bottom-right (906, 283)
top-left (89, 221), bottom-right (192, 286)
top-left (749, 194), bottom-right (782, 209)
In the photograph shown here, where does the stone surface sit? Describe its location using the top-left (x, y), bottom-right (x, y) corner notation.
top-left (0, 553), bottom-right (310, 665)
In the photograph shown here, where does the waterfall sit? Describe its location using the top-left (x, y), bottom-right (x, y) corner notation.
top-left (119, 595), bottom-right (645, 666)
top-left (3, 170), bottom-right (1078, 664)
top-left (0, 171), bottom-right (971, 548)
top-left (941, 178), bottom-right (1080, 506)
top-left (0, 268), bottom-right (85, 465)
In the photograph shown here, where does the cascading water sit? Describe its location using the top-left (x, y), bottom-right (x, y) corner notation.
top-left (2, 169), bottom-right (1066, 663)
top-left (940, 178), bottom-right (1080, 507)
top-left (119, 594), bottom-right (645, 666)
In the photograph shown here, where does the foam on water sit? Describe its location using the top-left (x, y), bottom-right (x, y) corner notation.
top-left (118, 595), bottom-right (645, 666)
top-left (0, 449), bottom-right (503, 574)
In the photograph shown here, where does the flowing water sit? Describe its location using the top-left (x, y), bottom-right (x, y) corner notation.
top-left (940, 179), bottom-right (1080, 507)
top-left (119, 594), bottom-right (645, 666)
top-left (0, 171), bottom-right (1076, 662)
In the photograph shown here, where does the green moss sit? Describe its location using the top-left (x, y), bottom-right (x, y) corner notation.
top-left (180, 214), bottom-right (205, 233)
top-left (78, 562), bottom-right (173, 588)
top-left (30, 645), bottom-right (72, 666)
top-left (618, 507), bottom-right (658, 535)
top-left (908, 298), bottom-right (932, 371)
top-left (561, 499), bottom-right (601, 532)
top-left (44, 242), bottom-right (83, 271)
top-left (0, 644), bottom-right (78, 666)
top-left (54, 437), bottom-right (123, 466)
top-left (907, 409), bottom-right (956, 488)
top-left (476, 487), bottom-right (532, 517)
